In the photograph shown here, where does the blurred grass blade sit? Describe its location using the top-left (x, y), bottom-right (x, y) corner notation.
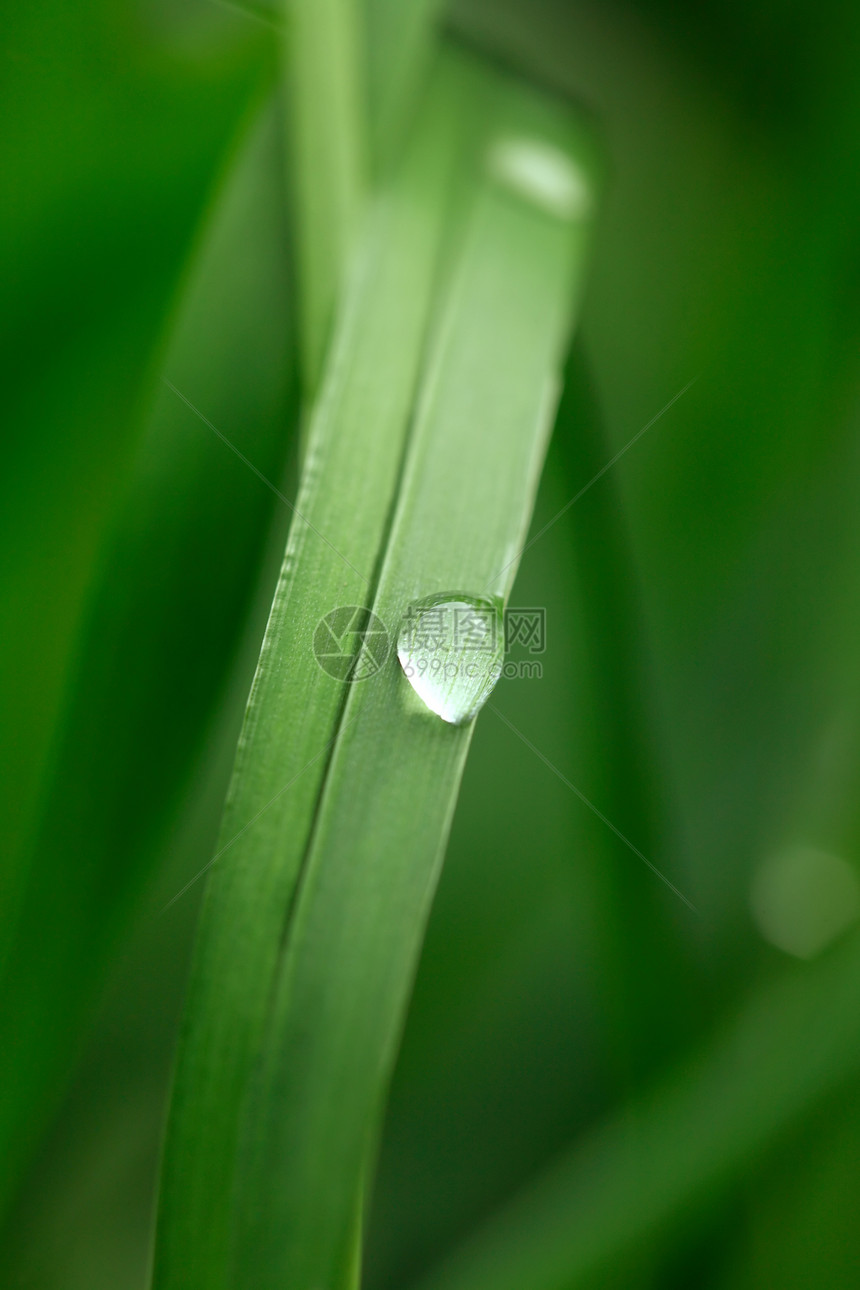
top-left (232, 63), bottom-right (597, 1290)
top-left (364, 0), bottom-right (447, 168)
top-left (284, 0), bottom-right (447, 393)
top-left (555, 345), bottom-right (703, 1075)
top-left (0, 93), bottom-right (296, 1220)
top-left (0, 1), bottom-right (271, 925)
top-left (151, 60), bottom-right (466, 1290)
top-left (412, 932), bottom-right (860, 1290)
top-left (285, 0), bottom-right (367, 389)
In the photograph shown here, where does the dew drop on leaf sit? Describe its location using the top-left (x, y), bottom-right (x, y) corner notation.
top-left (397, 593), bottom-right (505, 725)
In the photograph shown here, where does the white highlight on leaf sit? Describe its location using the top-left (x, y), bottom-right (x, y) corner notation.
top-left (487, 135), bottom-right (592, 221)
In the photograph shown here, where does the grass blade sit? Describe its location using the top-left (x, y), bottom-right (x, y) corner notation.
top-left (232, 61), bottom-right (597, 1290)
top-left (151, 62), bottom-right (465, 1290)
top-left (284, 0), bottom-right (367, 389)
top-left (364, 0), bottom-right (447, 168)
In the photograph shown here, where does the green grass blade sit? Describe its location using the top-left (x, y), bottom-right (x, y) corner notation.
top-left (232, 64), bottom-right (597, 1290)
top-left (0, 94), bottom-right (296, 1221)
top-left (284, 0), bottom-right (367, 389)
top-left (151, 65), bottom-right (465, 1290)
top-left (364, 0), bottom-right (447, 168)
top-left (0, 2), bottom-right (271, 939)
top-left (411, 930), bottom-right (860, 1290)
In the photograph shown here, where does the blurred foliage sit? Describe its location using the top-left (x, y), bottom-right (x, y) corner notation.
top-left (0, 0), bottom-right (275, 876)
top-left (2, 0), bottom-right (860, 1287)
top-left (0, 0), bottom-right (295, 1222)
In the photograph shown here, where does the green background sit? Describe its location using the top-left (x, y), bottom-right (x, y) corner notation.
top-left (2, 0), bottom-right (860, 1285)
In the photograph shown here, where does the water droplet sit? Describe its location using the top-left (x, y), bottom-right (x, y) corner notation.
top-left (750, 844), bottom-right (860, 959)
top-left (487, 134), bottom-right (592, 221)
top-left (397, 594), bottom-right (504, 725)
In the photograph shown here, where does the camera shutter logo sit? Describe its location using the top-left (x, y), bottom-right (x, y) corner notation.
top-left (313, 606), bottom-right (390, 682)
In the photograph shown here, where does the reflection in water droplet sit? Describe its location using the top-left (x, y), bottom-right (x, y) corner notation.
top-left (397, 593), bottom-right (504, 725)
top-left (749, 844), bottom-right (860, 959)
top-left (487, 135), bottom-right (592, 221)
